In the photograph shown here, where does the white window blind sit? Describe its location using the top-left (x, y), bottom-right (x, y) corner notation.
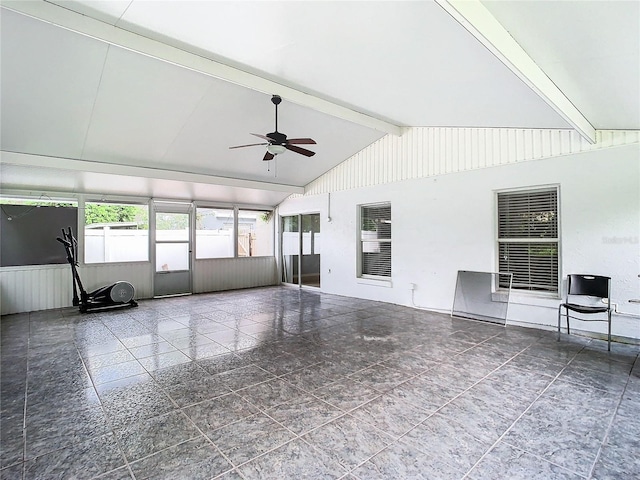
top-left (497, 189), bottom-right (558, 293)
top-left (360, 203), bottom-right (391, 277)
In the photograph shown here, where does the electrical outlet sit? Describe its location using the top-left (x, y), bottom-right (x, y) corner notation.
top-left (409, 283), bottom-right (416, 291)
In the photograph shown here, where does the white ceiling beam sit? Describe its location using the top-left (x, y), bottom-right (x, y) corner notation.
top-left (0, 151), bottom-right (304, 194)
top-left (436, 0), bottom-right (596, 144)
top-left (2, 1), bottom-right (402, 136)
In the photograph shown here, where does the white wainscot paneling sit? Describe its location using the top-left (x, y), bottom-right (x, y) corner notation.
top-left (1, 262), bottom-right (153, 315)
top-left (1, 265), bottom-right (71, 315)
top-left (80, 262), bottom-right (153, 300)
top-left (194, 257), bottom-right (277, 293)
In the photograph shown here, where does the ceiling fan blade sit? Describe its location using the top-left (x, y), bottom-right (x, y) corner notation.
top-left (263, 151), bottom-right (275, 161)
top-left (251, 133), bottom-right (274, 142)
top-left (285, 144), bottom-right (316, 157)
top-left (229, 142), bottom-right (268, 149)
top-left (287, 138), bottom-right (316, 145)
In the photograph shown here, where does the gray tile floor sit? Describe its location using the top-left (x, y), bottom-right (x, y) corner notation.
top-left (1, 286), bottom-right (639, 479)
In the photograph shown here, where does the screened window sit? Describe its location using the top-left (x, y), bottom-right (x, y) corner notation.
top-left (195, 207), bottom-right (234, 259)
top-left (1, 196), bottom-right (77, 267)
top-left (497, 188), bottom-right (559, 293)
top-left (360, 203), bottom-right (391, 277)
top-left (84, 202), bottom-right (148, 263)
top-left (238, 210), bottom-right (273, 257)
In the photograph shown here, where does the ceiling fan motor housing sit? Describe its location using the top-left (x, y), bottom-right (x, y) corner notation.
top-left (267, 131), bottom-right (287, 145)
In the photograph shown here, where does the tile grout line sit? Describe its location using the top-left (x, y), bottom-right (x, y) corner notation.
top-left (585, 352), bottom-right (640, 479)
top-left (101, 313), bottom-right (242, 479)
top-left (332, 337), bottom-right (531, 478)
top-left (75, 334), bottom-right (138, 480)
top-left (459, 342), bottom-right (590, 479)
top-left (21, 312), bottom-right (32, 480)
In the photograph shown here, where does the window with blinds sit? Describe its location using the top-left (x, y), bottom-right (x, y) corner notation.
top-left (360, 203), bottom-right (391, 277)
top-left (497, 188), bottom-right (559, 293)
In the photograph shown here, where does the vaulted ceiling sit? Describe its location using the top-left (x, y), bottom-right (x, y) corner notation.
top-left (1, 1), bottom-right (638, 206)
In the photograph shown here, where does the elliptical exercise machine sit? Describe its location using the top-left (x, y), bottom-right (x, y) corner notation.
top-left (57, 227), bottom-right (138, 313)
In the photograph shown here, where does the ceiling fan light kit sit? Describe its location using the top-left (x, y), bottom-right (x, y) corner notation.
top-left (229, 95), bottom-right (317, 161)
top-left (266, 144), bottom-right (287, 155)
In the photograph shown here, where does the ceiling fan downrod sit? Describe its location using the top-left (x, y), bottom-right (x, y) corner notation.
top-left (272, 95), bottom-right (282, 133)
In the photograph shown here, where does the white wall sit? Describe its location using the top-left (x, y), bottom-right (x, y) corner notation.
top-left (279, 142), bottom-right (640, 341)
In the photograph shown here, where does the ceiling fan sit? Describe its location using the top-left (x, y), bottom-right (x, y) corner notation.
top-left (229, 95), bottom-right (317, 161)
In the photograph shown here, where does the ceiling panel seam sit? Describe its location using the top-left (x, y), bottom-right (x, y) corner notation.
top-left (80, 43), bottom-right (111, 160)
top-left (3, 0), bottom-right (402, 136)
top-left (158, 80), bottom-right (216, 162)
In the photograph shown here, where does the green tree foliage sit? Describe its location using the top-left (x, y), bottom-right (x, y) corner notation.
top-left (155, 213), bottom-right (189, 230)
top-left (85, 204), bottom-right (139, 225)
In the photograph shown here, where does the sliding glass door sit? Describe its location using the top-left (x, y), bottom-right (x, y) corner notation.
top-left (281, 213), bottom-right (320, 288)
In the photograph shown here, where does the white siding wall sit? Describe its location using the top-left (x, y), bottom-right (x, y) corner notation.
top-left (304, 128), bottom-right (640, 194)
top-left (0, 262), bottom-right (152, 315)
top-left (281, 129), bottom-right (640, 341)
top-left (1, 265), bottom-right (71, 314)
top-left (1, 258), bottom-right (277, 315)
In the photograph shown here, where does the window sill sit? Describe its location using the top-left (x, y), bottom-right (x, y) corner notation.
top-left (357, 277), bottom-right (393, 288)
top-left (508, 291), bottom-right (561, 308)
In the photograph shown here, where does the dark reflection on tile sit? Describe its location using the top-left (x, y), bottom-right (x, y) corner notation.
top-left (6, 286), bottom-right (639, 480)
top-left (26, 386), bottom-right (100, 413)
top-left (25, 405), bottom-right (111, 459)
top-left (23, 433), bottom-right (124, 479)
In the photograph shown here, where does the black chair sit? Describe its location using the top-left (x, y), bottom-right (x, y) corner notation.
top-left (558, 274), bottom-right (612, 350)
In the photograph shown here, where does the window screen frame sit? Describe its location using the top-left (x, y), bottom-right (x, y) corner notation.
top-left (358, 202), bottom-right (392, 280)
top-left (83, 199), bottom-right (150, 265)
top-left (495, 185), bottom-right (561, 297)
top-left (237, 209), bottom-right (275, 258)
top-left (195, 206), bottom-right (236, 259)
